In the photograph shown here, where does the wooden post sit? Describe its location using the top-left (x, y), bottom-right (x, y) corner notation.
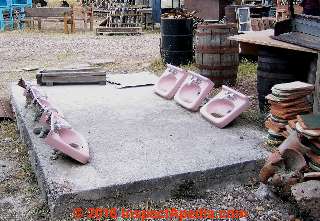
top-left (37, 18), bottom-right (41, 30)
top-left (63, 13), bottom-right (69, 34)
top-left (71, 12), bottom-right (75, 33)
top-left (89, 7), bottom-right (93, 31)
top-left (84, 7), bottom-right (87, 32)
top-left (313, 53), bottom-right (320, 114)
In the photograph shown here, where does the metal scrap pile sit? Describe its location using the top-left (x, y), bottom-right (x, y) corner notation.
top-left (265, 81), bottom-right (314, 144)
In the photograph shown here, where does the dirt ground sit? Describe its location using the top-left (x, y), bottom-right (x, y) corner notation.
top-left (0, 30), bottom-right (303, 221)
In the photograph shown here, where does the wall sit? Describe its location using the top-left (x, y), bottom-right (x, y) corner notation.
top-left (184, 0), bottom-right (222, 20)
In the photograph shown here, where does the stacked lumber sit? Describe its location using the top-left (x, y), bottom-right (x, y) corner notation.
top-left (36, 67), bottom-right (106, 86)
top-left (296, 114), bottom-right (320, 172)
top-left (265, 81), bottom-right (314, 142)
top-left (96, 26), bottom-right (142, 35)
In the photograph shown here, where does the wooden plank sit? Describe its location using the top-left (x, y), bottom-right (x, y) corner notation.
top-left (64, 13), bottom-right (69, 34)
top-left (40, 67), bottom-right (102, 73)
top-left (40, 72), bottom-right (106, 77)
top-left (96, 31), bottom-right (143, 36)
top-left (229, 30), bottom-right (318, 54)
top-left (43, 76), bottom-right (105, 82)
top-left (314, 53), bottom-right (320, 114)
top-left (96, 27), bottom-right (142, 36)
top-left (37, 69), bottom-right (107, 85)
top-left (25, 7), bottom-right (71, 18)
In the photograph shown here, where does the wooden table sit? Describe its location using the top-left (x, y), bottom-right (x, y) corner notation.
top-left (229, 29), bottom-right (319, 112)
top-left (229, 29), bottom-right (318, 55)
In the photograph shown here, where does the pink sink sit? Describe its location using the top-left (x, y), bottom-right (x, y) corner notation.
top-left (29, 87), bottom-right (63, 124)
top-left (18, 79), bottom-right (90, 164)
top-left (200, 85), bottom-right (249, 128)
top-left (154, 64), bottom-right (188, 99)
top-left (174, 71), bottom-right (214, 111)
top-left (44, 113), bottom-right (90, 164)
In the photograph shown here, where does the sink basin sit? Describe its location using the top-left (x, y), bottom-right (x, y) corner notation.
top-left (179, 83), bottom-right (201, 103)
top-left (174, 71), bottom-right (214, 111)
top-left (206, 99), bottom-right (235, 118)
top-left (44, 112), bottom-right (90, 164)
top-left (154, 64), bottom-right (188, 99)
top-left (200, 85), bottom-right (249, 128)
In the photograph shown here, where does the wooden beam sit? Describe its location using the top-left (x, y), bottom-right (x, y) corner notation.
top-left (313, 53), bottom-right (320, 114)
top-left (25, 8), bottom-right (71, 17)
top-left (63, 13), bottom-right (69, 34)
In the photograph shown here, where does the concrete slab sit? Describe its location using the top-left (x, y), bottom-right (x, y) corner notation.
top-left (11, 82), bottom-right (268, 219)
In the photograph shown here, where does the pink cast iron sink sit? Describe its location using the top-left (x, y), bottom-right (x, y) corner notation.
top-left (36, 97), bottom-right (64, 124)
top-left (174, 71), bottom-right (214, 111)
top-left (154, 64), bottom-right (188, 99)
top-left (44, 113), bottom-right (90, 164)
top-left (206, 99), bottom-right (235, 118)
top-left (200, 85), bottom-right (249, 128)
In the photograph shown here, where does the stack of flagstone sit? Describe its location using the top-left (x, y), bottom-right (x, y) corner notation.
top-left (296, 114), bottom-right (320, 172)
top-left (265, 81), bottom-right (314, 143)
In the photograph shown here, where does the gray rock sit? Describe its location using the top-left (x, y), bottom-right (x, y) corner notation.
top-left (255, 183), bottom-right (277, 200)
top-left (291, 180), bottom-right (320, 219)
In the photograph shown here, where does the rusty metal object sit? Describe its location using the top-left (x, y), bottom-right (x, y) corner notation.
top-left (0, 97), bottom-right (14, 121)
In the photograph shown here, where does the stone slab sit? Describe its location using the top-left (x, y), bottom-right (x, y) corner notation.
top-left (11, 82), bottom-right (268, 219)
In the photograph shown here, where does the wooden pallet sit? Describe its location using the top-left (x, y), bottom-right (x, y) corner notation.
top-left (36, 68), bottom-right (106, 86)
top-left (96, 27), bottom-right (142, 36)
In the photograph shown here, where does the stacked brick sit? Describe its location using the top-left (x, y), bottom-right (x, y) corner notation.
top-left (265, 81), bottom-right (314, 143)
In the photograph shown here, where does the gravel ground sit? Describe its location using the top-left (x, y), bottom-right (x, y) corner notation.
top-left (0, 30), bottom-right (302, 220)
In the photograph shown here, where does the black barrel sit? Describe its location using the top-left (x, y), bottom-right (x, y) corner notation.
top-left (160, 18), bottom-right (193, 65)
top-left (257, 47), bottom-right (311, 112)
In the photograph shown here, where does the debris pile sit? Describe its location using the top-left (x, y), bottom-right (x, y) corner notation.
top-left (296, 114), bottom-right (320, 172)
top-left (260, 82), bottom-right (320, 219)
top-left (265, 81), bottom-right (314, 144)
top-left (260, 129), bottom-right (320, 218)
top-left (161, 9), bottom-right (197, 19)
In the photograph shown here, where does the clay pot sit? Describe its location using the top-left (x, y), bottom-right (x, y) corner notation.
top-left (282, 148), bottom-right (307, 171)
top-left (278, 132), bottom-right (305, 155)
top-left (267, 151), bottom-right (283, 165)
top-left (304, 172), bottom-right (320, 181)
top-left (260, 163), bottom-right (279, 184)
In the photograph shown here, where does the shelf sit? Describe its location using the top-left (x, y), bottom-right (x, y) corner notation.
top-left (110, 14), bottom-right (142, 16)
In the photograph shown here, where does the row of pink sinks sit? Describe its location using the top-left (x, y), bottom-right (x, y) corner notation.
top-left (19, 79), bottom-right (89, 164)
top-left (154, 65), bottom-right (250, 128)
